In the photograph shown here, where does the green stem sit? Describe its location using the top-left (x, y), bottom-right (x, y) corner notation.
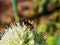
top-left (12, 0), bottom-right (19, 22)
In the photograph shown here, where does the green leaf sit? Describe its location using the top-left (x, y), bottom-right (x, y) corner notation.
top-left (37, 24), bottom-right (47, 33)
top-left (46, 35), bottom-right (58, 45)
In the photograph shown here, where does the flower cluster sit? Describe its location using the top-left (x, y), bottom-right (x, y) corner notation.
top-left (0, 23), bottom-right (46, 45)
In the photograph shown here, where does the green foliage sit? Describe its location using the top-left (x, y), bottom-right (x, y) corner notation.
top-left (46, 35), bottom-right (58, 45)
top-left (33, 30), bottom-right (47, 45)
top-left (55, 22), bottom-right (60, 29)
top-left (37, 24), bottom-right (47, 33)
